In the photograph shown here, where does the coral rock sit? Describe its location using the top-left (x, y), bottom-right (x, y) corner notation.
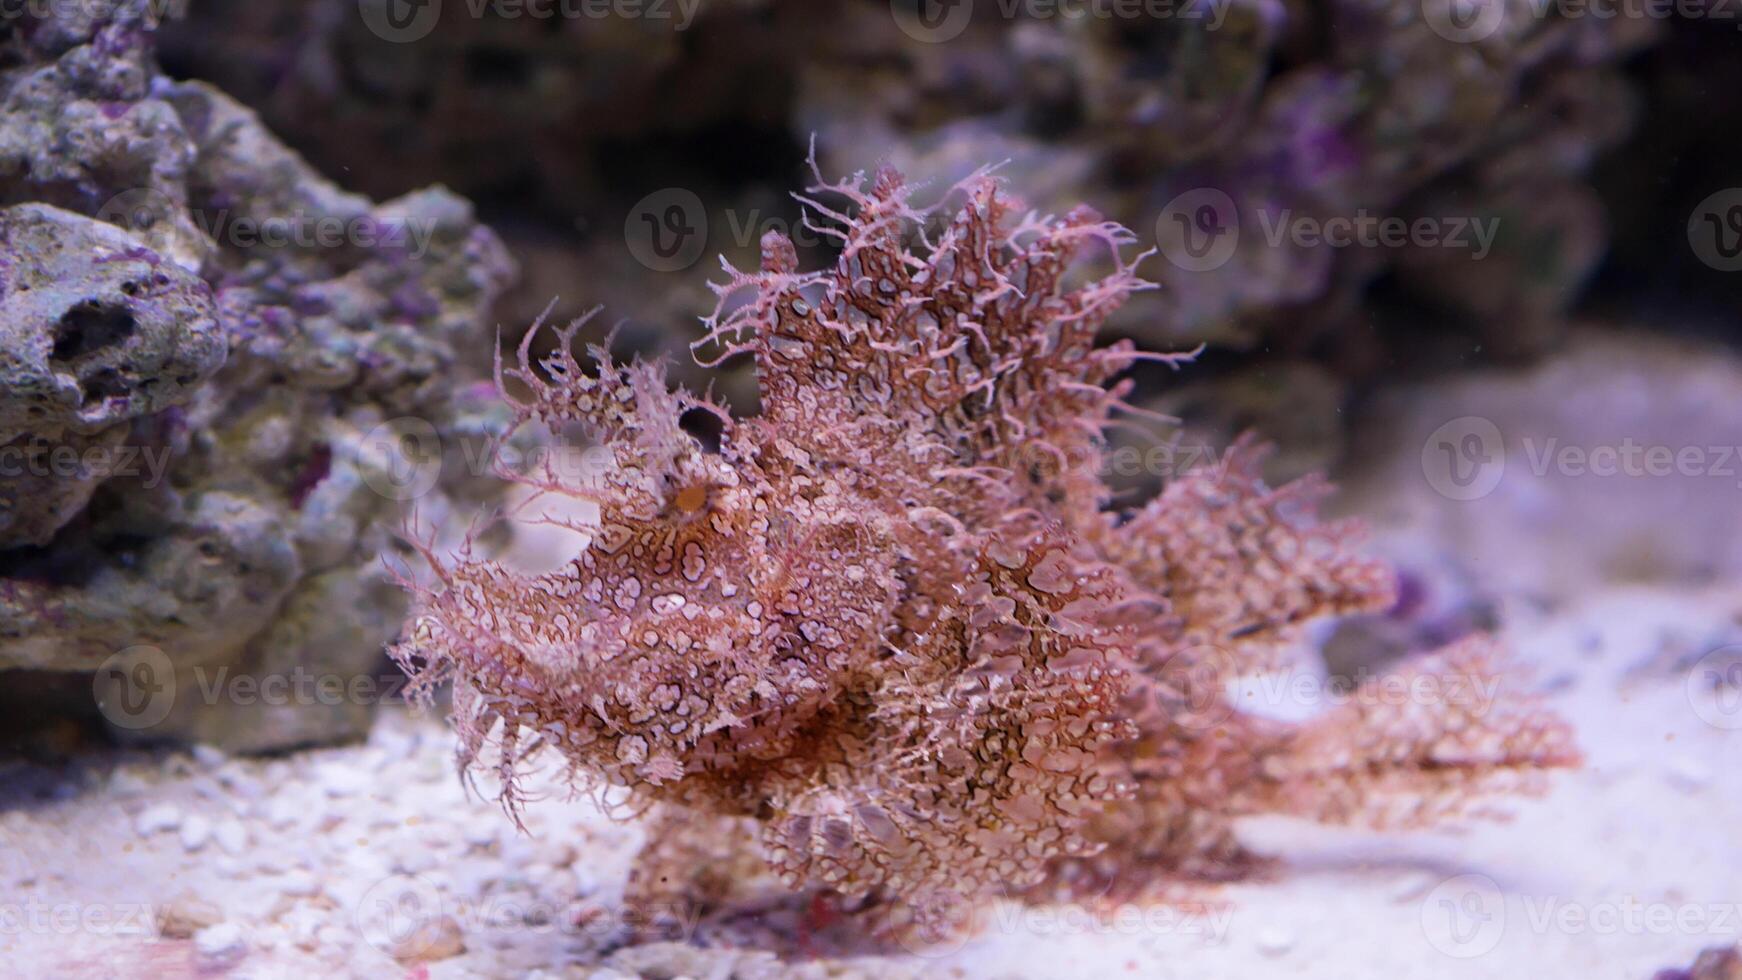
top-left (0, 0), bottom-right (514, 753)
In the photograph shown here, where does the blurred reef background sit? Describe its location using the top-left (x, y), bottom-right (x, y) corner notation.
top-left (3, 0), bottom-right (1741, 753)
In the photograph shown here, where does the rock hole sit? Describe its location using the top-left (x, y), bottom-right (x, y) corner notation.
top-left (52, 301), bottom-right (136, 362)
top-left (79, 368), bottom-right (130, 407)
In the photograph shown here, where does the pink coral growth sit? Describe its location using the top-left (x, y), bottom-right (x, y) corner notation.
top-left (392, 161), bottom-right (1577, 944)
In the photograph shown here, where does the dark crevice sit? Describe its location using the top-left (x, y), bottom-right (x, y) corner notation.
top-left (51, 301), bottom-right (136, 363)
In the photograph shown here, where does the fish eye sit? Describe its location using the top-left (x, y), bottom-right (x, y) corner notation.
top-left (673, 483), bottom-right (710, 514)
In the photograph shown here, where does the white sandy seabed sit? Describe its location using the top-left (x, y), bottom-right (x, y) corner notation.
top-left (1, 580), bottom-right (1737, 980)
top-left (8, 340), bottom-right (1742, 980)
